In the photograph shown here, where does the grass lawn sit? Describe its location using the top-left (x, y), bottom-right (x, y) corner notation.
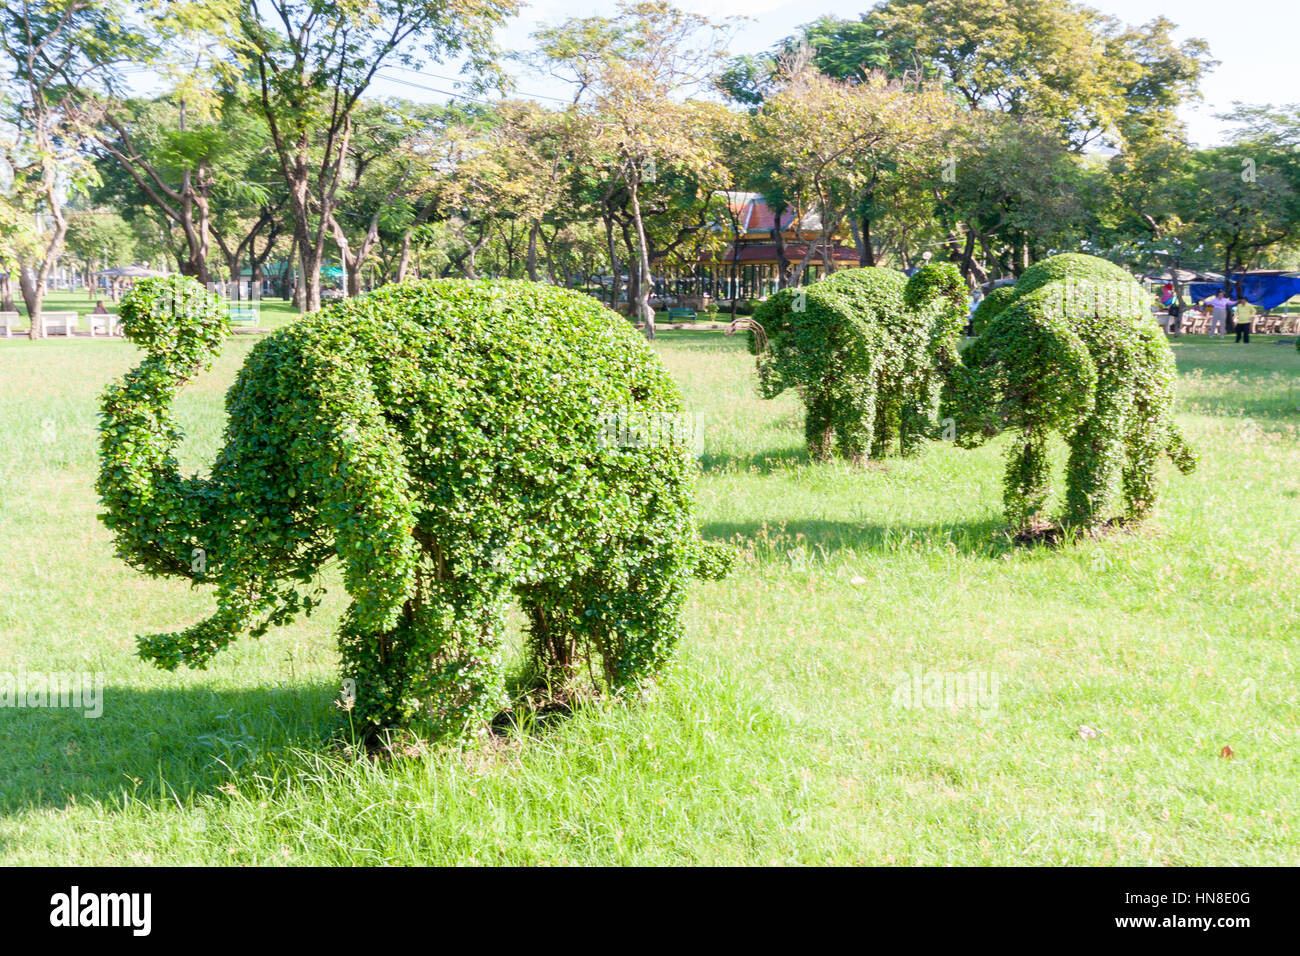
top-left (0, 324), bottom-right (1297, 865)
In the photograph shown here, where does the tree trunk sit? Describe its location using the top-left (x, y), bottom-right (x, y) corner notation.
top-left (526, 221), bottom-right (540, 283)
top-left (396, 231), bottom-right (412, 282)
top-left (857, 214), bottom-right (876, 267)
top-left (19, 263), bottom-right (45, 337)
top-left (772, 212), bottom-right (791, 289)
top-left (604, 215), bottom-right (621, 310)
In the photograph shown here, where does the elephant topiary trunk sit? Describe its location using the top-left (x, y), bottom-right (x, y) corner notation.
top-left (99, 275), bottom-right (730, 739)
top-left (745, 263), bottom-right (968, 464)
top-left (940, 253), bottom-right (1197, 530)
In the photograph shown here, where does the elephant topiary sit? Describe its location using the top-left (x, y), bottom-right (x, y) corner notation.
top-left (98, 275), bottom-right (730, 739)
top-left (940, 253), bottom-right (1197, 530)
top-left (744, 263), bottom-right (967, 463)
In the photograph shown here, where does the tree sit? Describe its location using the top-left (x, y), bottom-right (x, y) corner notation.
top-left (1183, 145), bottom-right (1299, 285)
top-left (233, 0), bottom-right (514, 312)
top-left (0, 0), bottom-right (128, 330)
top-left (868, 0), bottom-right (1209, 150)
top-left (537, 1), bottom-right (735, 339)
top-left (81, 93), bottom-right (271, 285)
top-left (938, 112), bottom-right (1098, 280)
top-left (64, 208), bottom-right (136, 292)
top-left (749, 63), bottom-right (955, 285)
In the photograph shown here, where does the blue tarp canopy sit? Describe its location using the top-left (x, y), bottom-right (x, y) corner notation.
top-left (1187, 273), bottom-right (1300, 310)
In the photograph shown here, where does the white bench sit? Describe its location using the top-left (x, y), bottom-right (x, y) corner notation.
top-left (227, 306), bottom-right (260, 328)
top-left (39, 311), bottom-right (81, 337)
top-left (0, 309), bottom-right (115, 337)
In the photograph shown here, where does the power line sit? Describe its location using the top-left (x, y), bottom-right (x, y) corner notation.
top-left (376, 68), bottom-right (572, 107)
top-left (384, 64), bottom-right (573, 104)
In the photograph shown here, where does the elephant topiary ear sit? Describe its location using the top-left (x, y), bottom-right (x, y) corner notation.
top-left (983, 294), bottom-right (1097, 435)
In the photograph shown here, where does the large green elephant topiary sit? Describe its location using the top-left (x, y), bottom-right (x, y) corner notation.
top-left (98, 276), bottom-right (729, 738)
top-left (941, 253), bottom-right (1197, 530)
top-left (745, 263), bottom-right (967, 463)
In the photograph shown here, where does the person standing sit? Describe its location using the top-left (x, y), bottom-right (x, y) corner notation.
top-left (1202, 290), bottom-right (1235, 338)
top-left (1233, 298), bottom-right (1252, 344)
top-left (1159, 283), bottom-right (1183, 335)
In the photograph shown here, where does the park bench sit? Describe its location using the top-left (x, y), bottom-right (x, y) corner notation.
top-left (38, 311), bottom-right (81, 337)
top-left (0, 311), bottom-right (18, 338)
top-left (227, 306), bottom-right (260, 328)
top-left (667, 307), bottom-right (697, 323)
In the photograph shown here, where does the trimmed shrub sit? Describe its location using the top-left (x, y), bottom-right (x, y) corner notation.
top-left (941, 253), bottom-right (1196, 529)
top-left (971, 285), bottom-right (1017, 336)
top-left (748, 263), bottom-right (966, 463)
top-left (100, 276), bottom-right (726, 738)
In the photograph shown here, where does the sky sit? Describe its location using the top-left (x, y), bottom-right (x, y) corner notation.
top-left (368, 0), bottom-right (1299, 148)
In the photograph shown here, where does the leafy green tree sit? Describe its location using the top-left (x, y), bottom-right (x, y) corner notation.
top-left (233, 0), bottom-right (515, 312)
top-left (64, 209), bottom-right (136, 292)
top-left (749, 63), bottom-right (956, 285)
top-left (871, 0), bottom-right (1209, 149)
top-left (535, 1), bottom-right (734, 338)
top-left (0, 0), bottom-right (129, 329)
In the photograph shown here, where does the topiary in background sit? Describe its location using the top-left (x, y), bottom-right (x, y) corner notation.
top-left (744, 263), bottom-right (967, 464)
top-left (99, 275), bottom-right (730, 740)
top-left (940, 253), bottom-right (1197, 530)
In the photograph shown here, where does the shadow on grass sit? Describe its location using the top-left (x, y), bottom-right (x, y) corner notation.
top-left (0, 669), bottom-right (593, 816)
top-left (698, 446), bottom-right (810, 475)
top-left (700, 516), bottom-right (1016, 560)
top-left (0, 681), bottom-right (338, 814)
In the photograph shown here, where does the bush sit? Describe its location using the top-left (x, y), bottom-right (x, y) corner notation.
top-left (941, 253), bottom-right (1196, 529)
top-left (100, 276), bottom-right (725, 738)
top-left (748, 263), bottom-right (966, 463)
top-left (971, 285), bottom-right (1016, 336)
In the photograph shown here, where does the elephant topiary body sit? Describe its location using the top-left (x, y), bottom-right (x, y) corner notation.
top-left (749, 263), bottom-right (967, 463)
top-left (941, 253), bottom-right (1196, 529)
top-left (99, 276), bottom-right (725, 737)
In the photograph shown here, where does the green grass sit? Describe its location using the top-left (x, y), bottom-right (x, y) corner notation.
top-left (0, 326), bottom-right (1297, 865)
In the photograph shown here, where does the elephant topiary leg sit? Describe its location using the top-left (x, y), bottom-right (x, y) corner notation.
top-left (521, 544), bottom-right (689, 700)
top-left (1062, 405), bottom-right (1127, 528)
top-left (872, 393), bottom-right (902, 458)
top-left (521, 587), bottom-right (586, 693)
top-left (899, 378), bottom-right (941, 457)
top-left (1120, 409), bottom-right (1164, 523)
top-left (833, 382), bottom-right (877, 465)
top-left (339, 577), bottom-right (510, 740)
top-left (804, 391), bottom-right (837, 461)
top-left (1002, 428), bottom-right (1052, 528)
top-left (599, 566), bottom-right (688, 693)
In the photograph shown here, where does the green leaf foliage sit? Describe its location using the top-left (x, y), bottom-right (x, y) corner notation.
top-left (99, 275), bottom-right (725, 738)
top-left (941, 253), bottom-right (1197, 529)
top-left (749, 262), bottom-right (966, 463)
